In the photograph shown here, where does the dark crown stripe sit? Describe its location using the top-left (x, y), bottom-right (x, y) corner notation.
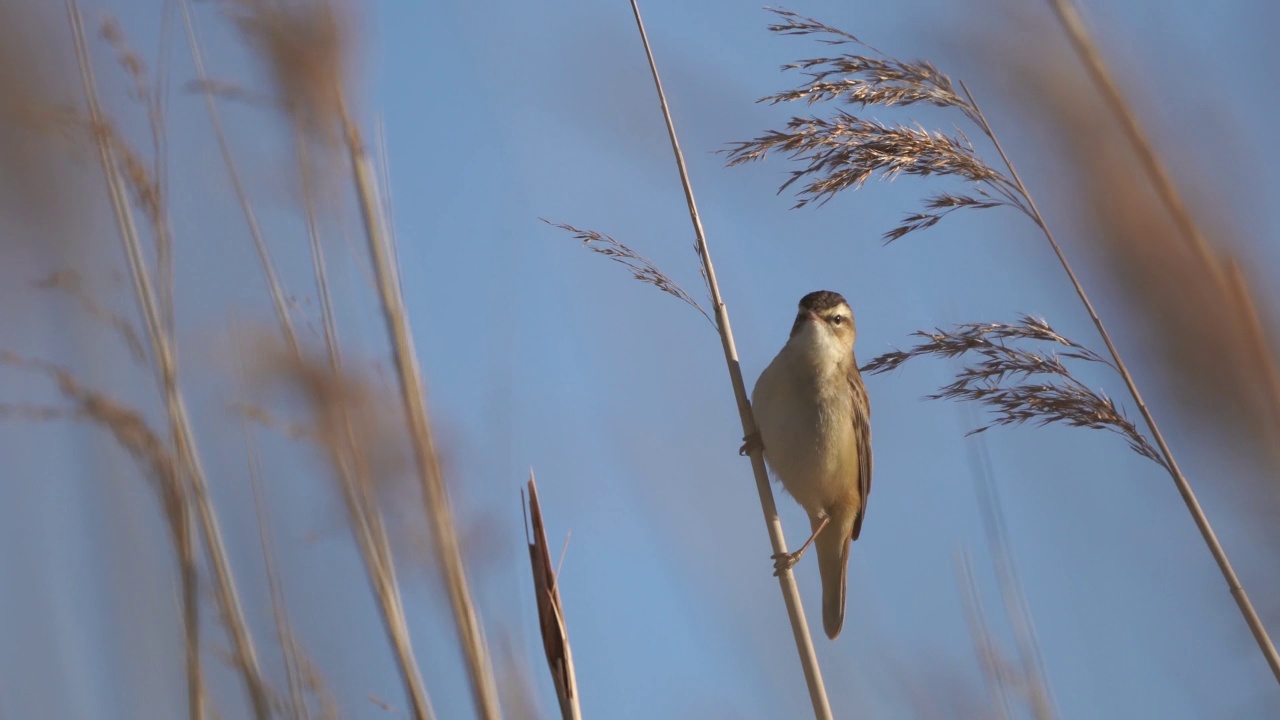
top-left (798, 290), bottom-right (847, 313)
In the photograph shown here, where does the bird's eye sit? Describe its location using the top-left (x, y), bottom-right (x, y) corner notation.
top-left (831, 315), bottom-right (844, 326)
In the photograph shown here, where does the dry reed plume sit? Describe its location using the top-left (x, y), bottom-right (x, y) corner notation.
top-left (229, 0), bottom-right (354, 146)
top-left (543, 220), bottom-right (711, 324)
top-left (862, 316), bottom-right (1164, 468)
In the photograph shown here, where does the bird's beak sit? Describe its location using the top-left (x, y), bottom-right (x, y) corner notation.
top-left (805, 310), bottom-right (822, 323)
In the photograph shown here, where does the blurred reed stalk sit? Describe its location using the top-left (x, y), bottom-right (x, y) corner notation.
top-left (962, 407), bottom-right (1056, 719)
top-left (193, 1), bottom-right (441, 716)
top-left (297, 124), bottom-right (438, 720)
top-left (1045, 0), bottom-right (1280, 430)
top-left (66, 2), bottom-right (272, 718)
top-left (626, 1), bottom-right (834, 717)
top-left (727, 8), bottom-right (1279, 683)
top-left (523, 472), bottom-right (582, 720)
top-left (178, 0), bottom-right (298, 357)
top-left (264, 343), bottom-right (438, 720)
top-left (336, 67), bottom-right (504, 720)
top-left (956, 549), bottom-right (1012, 720)
top-left (241, 400), bottom-right (310, 720)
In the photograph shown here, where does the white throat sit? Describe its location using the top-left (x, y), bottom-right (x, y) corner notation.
top-left (786, 319), bottom-right (850, 373)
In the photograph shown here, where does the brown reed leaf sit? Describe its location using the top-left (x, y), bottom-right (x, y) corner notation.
top-left (544, 219), bottom-right (713, 325)
top-left (523, 472), bottom-right (580, 720)
top-left (862, 317), bottom-right (1165, 469)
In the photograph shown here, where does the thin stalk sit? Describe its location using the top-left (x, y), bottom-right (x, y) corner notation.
top-left (296, 125), bottom-right (437, 720)
top-left (67, 3), bottom-right (273, 718)
top-left (179, 0), bottom-right (299, 357)
top-left (177, 485), bottom-right (203, 720)
top-left (956, 550), bottom-right (1013, 720)
top-left (963, 407), bottom-right (1055, 719)
top-left (243, 414), bottom-right (310, 720)
top-left (183, 1), bottom-right (433, 710)
top-left (338, 98), bottom-right (502, 719)
top-left (1044, 0), bottom-right (1280, 429)
top-left (962, 80), bottom-right (1280, 682)
top-left (627, 2), bottom-right (833, 717)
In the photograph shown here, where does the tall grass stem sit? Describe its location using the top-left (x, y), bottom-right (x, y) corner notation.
top-left (962, 80), bottom-right (1280, 682)
top-left (627, 2), bottom-right (833, 717)
top-left (67, 2), bottom-right (272, 717)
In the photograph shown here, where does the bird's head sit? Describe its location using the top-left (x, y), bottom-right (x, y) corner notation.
top-left (789, 289), bottom-right (857, 359)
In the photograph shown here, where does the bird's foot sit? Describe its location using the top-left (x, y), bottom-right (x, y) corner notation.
top-left (739, 431), bottom-right (764, 457)
top-left (771, 550), bottom-right (803, 577)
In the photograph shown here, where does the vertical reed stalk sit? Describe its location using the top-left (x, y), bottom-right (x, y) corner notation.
top-left (66, 2), bottom-right (272, 717)
top-left (626, 2), bottom-right (833, 717)
top-left (338, 96), bottom-right (503, 719)
top-left (300, 122), bottom-right (437, 720)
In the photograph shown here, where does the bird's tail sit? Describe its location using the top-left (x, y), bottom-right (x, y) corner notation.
top-left (816, 522), bottom-right (851, 639)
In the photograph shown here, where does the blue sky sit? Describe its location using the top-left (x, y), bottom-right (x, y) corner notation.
top-left (2, 0), bottom-right (1279, 718)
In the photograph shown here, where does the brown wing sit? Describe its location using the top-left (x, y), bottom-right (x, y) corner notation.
top-left (849, 367), bottom-right (872, 541)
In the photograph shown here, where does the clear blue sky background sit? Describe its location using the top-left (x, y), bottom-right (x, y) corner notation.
top-left (2, 1), bottom-right (1279, 719)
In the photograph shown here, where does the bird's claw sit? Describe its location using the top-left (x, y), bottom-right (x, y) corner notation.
top-left (739, 431), bottom-right (764, 457)
top-left (771, 550), bottom-right (801, 577)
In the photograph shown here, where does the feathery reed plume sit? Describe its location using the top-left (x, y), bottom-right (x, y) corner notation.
top-left (542, 220), bottom-right (711, 325)
top-left (229, 0), bottom-right (353, 146)
top-left (67, 1), bottom-right (273, 715)
top-left (522, 472), bottom-right (582, 720)
top-left (731, 7), bottom-right (1280, 682)
top-left (863, 316), bottom-right (1164, 468)
top-left (725, 9), bottom-right (1027, 223)
top-left (550, 2), bottom-right (836, 717)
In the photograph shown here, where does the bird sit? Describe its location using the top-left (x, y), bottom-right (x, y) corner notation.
top-left (742, 290), bottom-right (872, 640)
